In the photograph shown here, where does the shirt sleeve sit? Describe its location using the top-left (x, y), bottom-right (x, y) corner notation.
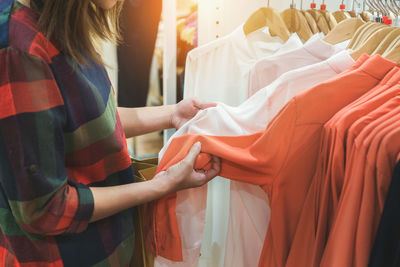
top-left (0, 48), bottom-right (94, 236)
top-left (150, 98), bottom-right (298, 261)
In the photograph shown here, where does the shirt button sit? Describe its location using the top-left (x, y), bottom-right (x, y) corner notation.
top-left (28, 164), bottom-right (38, 174)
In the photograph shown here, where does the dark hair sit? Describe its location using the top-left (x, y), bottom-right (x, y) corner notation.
top-left (31, 0), bottom-right (123, 65)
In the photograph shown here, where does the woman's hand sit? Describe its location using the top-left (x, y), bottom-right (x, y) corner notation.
top-left (90, 142), bottom-right (220, 222)
top-left (171, 98), bottom-right (217, 129)
top-left (154, 142), bottom-right (221, 193)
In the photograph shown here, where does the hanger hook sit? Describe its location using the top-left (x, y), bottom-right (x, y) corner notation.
top-left (389, 0), bottom-right (399, 15)
top-left (366, 0), bottom-right (378, 13)
top-left (378, 0), bottom-right (390, 15)
top-left (393, 0), bottom-right (400, 15)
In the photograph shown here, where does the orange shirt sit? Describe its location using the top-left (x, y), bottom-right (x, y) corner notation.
top-left (148, 55), bottom-right (398, 266)
top-left (285, 69), bottom-right (400, 267)
top-left (321, 102), bottom-right (400, 267)
top-left (355, 110), bottom-right (400, 267)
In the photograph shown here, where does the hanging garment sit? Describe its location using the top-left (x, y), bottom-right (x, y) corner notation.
top-left (319, 91), bottom-right (400, 267)
top-left (223, 50), bottom-right (354, 267)
top-left (247, 33), bottom-right (348, 96)
top-left (225, 38), bottom-right (350, 267)
top-left (184, 24), bottom-right (303, 105)
top-left (156, 50), bottom-right (354, 267)
top-left (149, 55), bottom-right (398, 267)
top-left (200, 32), bottom-right (321, 267)
top-left (169, 24), bottom-right (302, 267)
top-left (369, 161), bottom-right (400, 267)
top-left (310, 69), bottom-right (400, 267)
top-left (286, 67), bottom-right (400, 267)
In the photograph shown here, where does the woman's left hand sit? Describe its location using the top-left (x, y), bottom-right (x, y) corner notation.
top-left (171, 98), bottom-right (217, 129)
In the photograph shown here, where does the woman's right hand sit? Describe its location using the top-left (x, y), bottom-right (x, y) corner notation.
top-left (154, 142), bottom-right (221, 193)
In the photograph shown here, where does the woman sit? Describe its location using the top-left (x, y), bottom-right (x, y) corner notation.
top-left (0, 0), bottom-right (221, 266)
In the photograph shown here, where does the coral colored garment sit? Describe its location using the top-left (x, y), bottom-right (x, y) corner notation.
top-left (286, 68), bottom-right (400, 267)
top-left (320, 102), bottom-right (400, 267)
top-left (315, 73), bottom-right (400, 267)
top-left (149, 55), bottom-right (398, 266)
top-left (156, 51), bottom-right (354, 267)
top-left (357, 108), bottom-right (400, 267)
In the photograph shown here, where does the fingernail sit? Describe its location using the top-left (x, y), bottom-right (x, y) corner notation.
top-left (195, 141), bottom-right (201, 148)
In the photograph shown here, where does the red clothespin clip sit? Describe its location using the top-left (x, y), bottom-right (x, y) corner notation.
top-left (320, 4), bottom-right (327, 10)
top-left (382, 16), bottom-right (388, 23)
top-left (311, 3), bottom-right (316, 9)
top-left (385, 19), bottom-right (392, 25)
top-left (340, 4), bottom-right (346, 10)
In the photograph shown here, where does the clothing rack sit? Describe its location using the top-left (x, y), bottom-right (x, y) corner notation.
top-left (162, 0), bottom-right (356, 144)
top-left (157, 1), bottom-right (400, 267)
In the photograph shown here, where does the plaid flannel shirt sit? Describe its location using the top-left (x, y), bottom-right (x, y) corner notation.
top-left (0, 1), bottom-right (135, 266)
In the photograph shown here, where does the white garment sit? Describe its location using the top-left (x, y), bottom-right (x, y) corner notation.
top-left (180, 25), bottom-right (301, 267)
top-left (155, 25), bottom-right (301, 267)
top-left (248, 34), bottom-right (348, 96)
top-left (184, 24), bottom-right (303, 106)
top-left (155, 50), bottom-right (354, 267)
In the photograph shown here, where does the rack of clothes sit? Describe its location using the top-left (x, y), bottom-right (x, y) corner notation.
top-left (147, 0), bottom-right (400, 266)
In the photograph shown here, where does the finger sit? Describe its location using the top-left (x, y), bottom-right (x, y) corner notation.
top-left (193, 98), bottom-right (217, 110)
top-left (200, 102), bottom-right (217, 109)
top-left (191, 171), bottom-right (207, 184)
top-left (204, 156), bottom-right (221, 181)
top-left (183, 142), bottom-right (202, 166)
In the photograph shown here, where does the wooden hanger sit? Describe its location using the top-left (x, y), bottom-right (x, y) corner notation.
top-left (323, 17), bottom-right (365, 45)
top-left (281, 5), bottom-right (313, 42)
top-left (319, 9), bottom-right (338, 30)
top-left (306, 9), bottom-right (330, 35)
top-left (331, 1), bottom-right (351, 23)
top-left (350, 26), bottom-right (395, 60)
top-left (301, 10), bottom-right (320, 34)
top-left (347, 21), bottom-right (374, 47)
top-left (347, 10), bottom-right (357, 17)
top-left (383, 37), bottom-right (400, 63)
top-left (332, 10), bottom-right (351, 23)
top-left (243, 7), bottom-right (291, 41)
top-left (372, 27), bottom-right (400, 55)
top-left (383, 34), bottom-right (400, 55)
top-left (349, 23), bottom-right (386, 50)
top-left (351, 24), bottom-right (388, 50)
top-left (360, 11), bottom-right (372, 22)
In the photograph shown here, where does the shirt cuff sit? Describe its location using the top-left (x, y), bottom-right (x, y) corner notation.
top-left (65, 181), bottom-right (94, 234)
